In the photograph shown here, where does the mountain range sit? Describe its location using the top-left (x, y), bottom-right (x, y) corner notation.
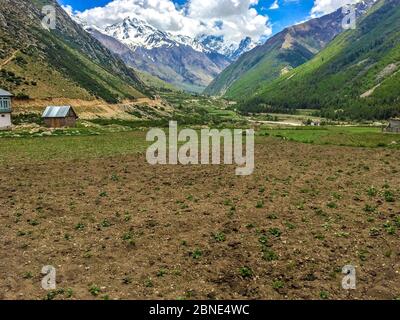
top-left (83, 16), bottom-right (258, 92)
top-left (204, 0), bottom-right (378, 98)
top-left (85, 18), bottom-right (224, 92)
top-left (239, 0), bottom-right (400, 120)
top-left (1, 0), bottom-right (398, 120)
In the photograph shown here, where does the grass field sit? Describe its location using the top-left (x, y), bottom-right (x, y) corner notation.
top-left (1, 126), bottom-right (399, 165)
top-left (259, 126), bottom-right (400, 148)
top-left (0, 131), bottom-right (149, 164)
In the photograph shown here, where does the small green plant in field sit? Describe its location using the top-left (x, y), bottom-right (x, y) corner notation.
top-left (28, 219), bottom-right (39, 226)
top-left (99, 191), bottom-right (108, 197)
top-left (111, 174), bottom-right (119, 181)
top-left (259, 186), bottom-right (265, 193)
top-left (314, 233), bottom-right (325, 240)
top-left (44, 289), bottom-right (69, 300)
top-left (296, 202), bottom-right (305, 210)
top-left (267, 213), bottom-right (278, 220)
top-left (394, 216), bottom-right (400, 228)
top-left (367, 216), bottom-right (375, 223)
top-left (383, 222), bottom-right (396, 235)
top-left (75, 222), bottom-right (85, 230)
top-left (364, 204), bottom-right (376, 213)
top-left (83, 251), bottom-right (92, 259)
top-left (44, 290), bottom-right (59, 301)
top-left (145, 278), bottom-right (153, 288)
top-left (319, 291), bottom-right (329, 300)
top-left (259, 235), bottom-right (269, 246)
top-left (191, 248), bottom-right (202, 259)
top-left (384, 190), bottom-right (395, 203)
top-left (173, 269), bottom-right (182, 276)
top-left (101, 219), bottom-right (111, 228)
top-left (367, 187), bottom-right (378, 197)
top-left (122, 277), bottom-right (132, 284)
top-left (239, 267), bottom-right (253, 279)
top-left (285, 221), bottom-right (296, 230)
top-left (332, 192), bottom-right (342, 200)
top-left (124, 214), bottom-right (132, 222)
top-left (122, 232), bottom-right (135, 246)
top-left (66, 288), bottom-right (73, 298)
top-left (327, 201), bottom-right (338, 209)
top-left (157, 269), bottom-right (167, 277)
top-left (89, 285), bottom-right (101, 296)
top-left (23, 271), bottom-right (33, 279)
top-left (268, 228), bottom-right (282, 238)
top-left (64, 233), bottom-right (72, 241)
top-left (256, 200), bottom-right (264, 208)
top-left (272, 280), bottom-right (284, 290)
top-left (213, 232), bottom-right (226, 242)
top-left (335, 231), bottom-right (349, 238)
top-left (263, 249), bottom-right (278, 261)
top-left (358, 250), bottom-right (368, 262)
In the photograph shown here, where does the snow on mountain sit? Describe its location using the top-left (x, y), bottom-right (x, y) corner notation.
top-left (102, 16), bottom-right (256, 60)
top-left (103, 17), bottom-right (209, 53)
top-left (196, 34), bottom-right (259, 61)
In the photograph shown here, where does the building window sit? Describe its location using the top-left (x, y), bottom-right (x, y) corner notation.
top-left (0, 98), bottom-right (10, 110)
top-left (1, 115), bottom-right (5, 117)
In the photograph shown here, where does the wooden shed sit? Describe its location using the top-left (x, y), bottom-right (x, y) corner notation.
top-left (0, 88), bottom-right (12, 130)
top-left (384, 118), bottom-right (400, 133)
top-left (42, 106), bottom-right (78, 128)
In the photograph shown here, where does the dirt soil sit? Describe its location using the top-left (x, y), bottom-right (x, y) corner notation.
top-left (0, 139), bottom-right (399, 300)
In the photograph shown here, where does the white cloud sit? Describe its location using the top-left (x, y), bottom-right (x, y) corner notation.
top-left (69, 0), bottom-right (271, 46)
top-left (270, 0), bottom-right (279, 10)
top-left (311, 0), bottom-right (362, 15)
top-left (61, 4), bottom-right (75, 16)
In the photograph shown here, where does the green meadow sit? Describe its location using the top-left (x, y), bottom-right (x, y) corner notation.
top-left (258, 126), bottom-right (400, 148)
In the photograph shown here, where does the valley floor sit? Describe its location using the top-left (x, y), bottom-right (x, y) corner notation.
top-left (0, 133), bottom-right (399, 300)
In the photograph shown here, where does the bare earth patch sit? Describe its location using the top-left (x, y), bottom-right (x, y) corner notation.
top-left (0, 139), bottom-right (399, 300)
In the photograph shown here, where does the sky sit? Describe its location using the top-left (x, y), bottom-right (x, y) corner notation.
top-left (58, 0), bottom-right (357, 46)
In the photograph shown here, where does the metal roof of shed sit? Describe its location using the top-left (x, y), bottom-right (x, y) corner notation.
top-left (0, 89), bottom-right (13, 97)
top-left (42, 106), bottom-right (74, 118)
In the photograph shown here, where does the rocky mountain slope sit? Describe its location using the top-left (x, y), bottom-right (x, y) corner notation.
top-left (0, 0), bottom-right (146, 103)
top-left (204, 0), bottom-right (377, 98)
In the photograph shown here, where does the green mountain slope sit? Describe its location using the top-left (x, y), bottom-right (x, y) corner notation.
top-left (0, 0), bottom-right (146, 103)
top-left (242, 0), bottom-right (400, 120)
top-left (204, 1), bottom-right (376, 99)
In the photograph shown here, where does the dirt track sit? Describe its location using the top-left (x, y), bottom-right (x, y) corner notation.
top-left (0, 139), bottom-right (399, 300)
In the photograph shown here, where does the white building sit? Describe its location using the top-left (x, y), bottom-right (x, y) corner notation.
top-left (0, 89), bottom-right (12, 130)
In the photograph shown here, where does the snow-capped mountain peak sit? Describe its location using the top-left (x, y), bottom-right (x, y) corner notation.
top-left (102, 16), bottom-right (256, 59)
top-left (104, 17), bottom-right (175, 51)
top-left (196, 34), bottom-right (259, 60)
